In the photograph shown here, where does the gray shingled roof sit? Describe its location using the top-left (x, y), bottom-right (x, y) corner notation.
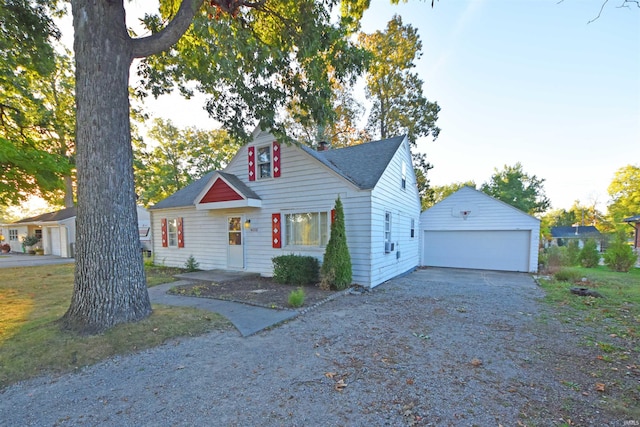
top-left (151, 136), bottom-right (405, 210)
top-left (550, 226), bottom-right (601, 238)
top-left (301, 135), bottom-right (406, 189)
top-left (623, 215), bottom-right (640, 223)
top-left (14, 206), bottom-right (77, 224)
top-left (150, 171), bottom-right (261, 210)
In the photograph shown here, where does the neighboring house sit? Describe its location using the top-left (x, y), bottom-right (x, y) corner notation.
top-left (419, 186), bottom-right (540, 273)
top-left (0, 206), bottom-right (152, 258)
top-left (0, 207), bottom-right (76, 257)
top-left (149, 127), bottom-right (421, 288)
top-left (550, 225), bottom-right (603, 251)
top-left (623, 214), bottom-right (640, 250)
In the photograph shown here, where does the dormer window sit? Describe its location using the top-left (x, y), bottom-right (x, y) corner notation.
top-left (249, 141), bottom-right (281, 181)
top-left (257, 145), bottom-right (272, 179)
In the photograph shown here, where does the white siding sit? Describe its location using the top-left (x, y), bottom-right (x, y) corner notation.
top-left (152, 139), bottom-right (374, 283)
top-left (151, 131), bottom-right (421, 287)
top-left (419, 187), bottom-right (540, 272)
top-left (369, 138), bottom-right (421, 287)
top-left (0, 225), bottom-right (29, 252)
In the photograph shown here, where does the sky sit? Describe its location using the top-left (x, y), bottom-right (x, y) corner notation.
top-left (58, 0), bottom-right (640, 213)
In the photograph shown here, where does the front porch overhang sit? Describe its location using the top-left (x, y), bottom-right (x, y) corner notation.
top-left (196, 199), bottom-right (262, 210)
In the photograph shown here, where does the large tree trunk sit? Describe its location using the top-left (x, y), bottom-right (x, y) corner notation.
top-left (61, 1), bottom-right (150, 333)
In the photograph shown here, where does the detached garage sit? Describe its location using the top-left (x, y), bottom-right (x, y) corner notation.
top-left (420, 187), bottom-right (540, 273)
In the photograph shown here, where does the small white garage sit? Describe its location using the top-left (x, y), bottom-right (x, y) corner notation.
top-left (420, 187), bottom-right (540, 273)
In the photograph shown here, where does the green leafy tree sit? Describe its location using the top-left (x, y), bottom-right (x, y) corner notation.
top-left (607, 164), bottom-right (640, 227)
top-left (358, 15), bottom-right (440, 145)
top-left (578, 239), bottom-right (600, 268)
top-left (134, 118), bottom-right (241, 206)
top-left (480, 163), bottom-right (551, 215)
top-left (603, 231), bottom-right (638, 272)
top-left (60, 0), bottom-right (373, 333)
top-left (358, 15), bottom-right (440, 209)
top-left (1, 3), bottom-right (72, 206)
top-left (285, 79), bottom-right (371, 149)
top-left (321, 197), bottom-right (352, 291)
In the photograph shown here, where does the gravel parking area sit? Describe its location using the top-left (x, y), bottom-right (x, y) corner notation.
top-left (0, 268), bottom-right (626, 426)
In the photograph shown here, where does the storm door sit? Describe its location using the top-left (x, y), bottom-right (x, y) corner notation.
top-left (227, 216), bottom-right (244, 269)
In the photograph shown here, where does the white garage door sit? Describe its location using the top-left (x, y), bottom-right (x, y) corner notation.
top-left (422, 230), bottom-right (530, 272)
top-left (49, 227), bottom-right (61, 256)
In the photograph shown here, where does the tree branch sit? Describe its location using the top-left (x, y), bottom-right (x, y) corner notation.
top-left (131, 0), bottom-right (204, 59)
top-left (587, 0), bottom-right (639, 23)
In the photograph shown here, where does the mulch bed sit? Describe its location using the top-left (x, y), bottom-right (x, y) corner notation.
top-left (168, 275), bottom-right (340, 310)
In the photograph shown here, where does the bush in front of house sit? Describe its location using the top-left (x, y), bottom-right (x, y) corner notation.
top-left (320, 196), bottom-right (352, 291)
top-left (287, 287), bottom-right (305, 308)
top-left (184, 255), bottom-right (200, 272)
top-left (578, 238), bottom-right (600, 268)
top-left (603, 231), bottom-right (638, 273)
top-left (272, 254), bottom-right (319, 285)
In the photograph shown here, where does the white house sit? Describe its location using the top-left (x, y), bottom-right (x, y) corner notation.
top-left (1, 206), bottom-right (152, 258)
top-left (149, 128), bottom-right (421, 288)
top-left (420, 186), bottom-right (540, 273)
top-left (1, 207), bottom-right (77, 257)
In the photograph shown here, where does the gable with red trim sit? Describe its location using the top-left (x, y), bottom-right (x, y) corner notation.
top-left (200, 178), bottom-right (244, 203)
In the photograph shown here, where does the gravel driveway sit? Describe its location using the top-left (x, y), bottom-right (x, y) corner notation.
top-left (0, 268), bottom-right (620, 426)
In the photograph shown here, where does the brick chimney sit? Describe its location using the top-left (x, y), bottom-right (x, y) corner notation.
top-left (317, 141), bottom-right (330, 151)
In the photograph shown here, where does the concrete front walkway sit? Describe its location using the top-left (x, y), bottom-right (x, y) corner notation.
top-left (148, 270), bottom-right (299, 337)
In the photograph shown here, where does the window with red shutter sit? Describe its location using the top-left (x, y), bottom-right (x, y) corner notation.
top-left (161, 218), bottom-right (168, 247)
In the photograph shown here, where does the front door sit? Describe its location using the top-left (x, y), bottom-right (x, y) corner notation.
top-left (227, 216), bottom-right (244, 269)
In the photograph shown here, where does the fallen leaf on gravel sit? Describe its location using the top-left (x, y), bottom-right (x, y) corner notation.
top-left (595, 383), bottom-right (606, 392)
top-left (471, 358), bottom-right (482, 367)
top-left (324, 372), bottom-right (337, 379)
top-left (406, 378), bottom-right (414, 385)
top-left (334, 379), bottom-right (347, 391)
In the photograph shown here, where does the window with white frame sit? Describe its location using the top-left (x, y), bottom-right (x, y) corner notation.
top-left (167, 218), bottom-right (179, 247)
top-left (384, 211), bottom-right (392, 252)
top-left (285, 211), bottom-right (329, 247)
top-left (401, 161), bottom-right (407, 190)
top-left (9, 229), bottom-right (18, 241)
top-left (410, 218), bottom-right (415, 238)
top-left (257, 145), bottom-right (272, 179)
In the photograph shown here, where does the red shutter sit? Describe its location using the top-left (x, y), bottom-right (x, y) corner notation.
top-left (272, 213), bottom-right (281, 248)
top-left (161, 218), bottom-right (168, 247)
top-left (272, 141), bottom-right (281, 178)
top-left (177, 217), bottom-right (184, 248)
top-left (248, 146), bottom-right (256, 181)
top-left (331, 209), bottom-right (336, 224)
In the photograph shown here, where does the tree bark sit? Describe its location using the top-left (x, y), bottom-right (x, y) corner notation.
top-left (62, 0), bottom-right (204, 334)
top-left (61, 1), bottom-right (149, 333)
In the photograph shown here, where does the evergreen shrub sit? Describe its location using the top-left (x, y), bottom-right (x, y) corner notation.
top-left (320, 197), bottom-right (352, 291)
top-left (272, 254), bottom-right (319, 285)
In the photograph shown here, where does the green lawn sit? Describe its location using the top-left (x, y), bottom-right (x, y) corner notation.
top-left (540, 266), bottom-right (640, 342)
top-left (0, 264), bottom-right (230, 389)
top-left (538, 266), bottom-right (640, 416)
